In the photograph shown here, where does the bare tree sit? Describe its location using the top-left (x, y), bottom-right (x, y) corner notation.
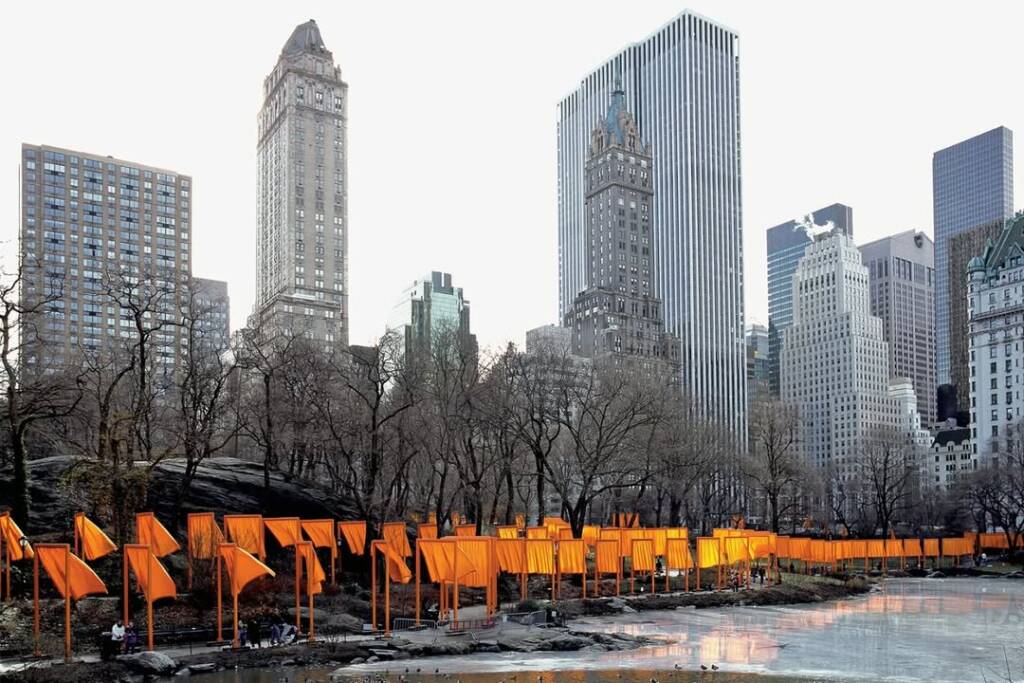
top-left (743, 397), bottom-right (804, 533)
top-left (862, 426), bottom-right (918, 538)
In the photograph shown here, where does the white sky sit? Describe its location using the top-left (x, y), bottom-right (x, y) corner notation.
top-left (2, 1), bottom-right (1021, 352)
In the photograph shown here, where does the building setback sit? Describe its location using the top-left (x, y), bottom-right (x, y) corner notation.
top-left (19, 144), bottom-right (191, 372)
top-left (933, 127), bottom-right (1013, 390)
top-left (387, 271), bottom-right (477, 362)
top-left (767, 204), bottom-right (853, 395)
top-left (193, 277), bottom-right (231, 353)
top-left (860, 230), bottom-right (936, 427)
top-left (557, 11), bottom-right (745, 436)
top-left (253, 20), bottom-right (348, 347)
top-left (967, 212), bottom-right (1024, 462)
top-left (745, 322), bottom-right (769, 403)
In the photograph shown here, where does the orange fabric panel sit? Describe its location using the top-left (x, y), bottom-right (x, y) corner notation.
top-left (75, 514), bottom-right (117, 561)
top-left (544, 517), bottom-right (570, 537)
top-left (302, 520), bottom-right (337, 557)
top-left (298, 542), bottom-right (326, 595)
top-left (135, 512), bottom-right (180, 558)
top-left (631, 538), bottom-right (655, 572)
top-left (187, 513), bottom-right (224, 560)
top-left (903, 539), bottom-right (923, 556)
top-left (558, 539), bottom-right (586, 574)
top-left (0, 514), bottom-right (32, 560)
top-left (420, 541), bottom-right (471, 583)
top-left (526, 538), bottom-right (554, 574)
top-left (599, 528), bottom-right (621, 547)
top-left (224, 515), bottom-right (265, 559)
top-left (867, 540), bottom-right (886, 558)
top-left (418, 523), bottom-right (438, 540)
top-left (125, 545), bottom-right (177, 602)
top-left (497, 526), bottom-right (519, 539)
top-left (885, 539), bottom-right (903, 558)
top-left (219, 544), bottom-right (275, 595)
top-left (338, 521), bottom-right (367, 554)
top-left (724, 537), bottom-right (751, 565)
top-left (557, 527), bottom-right (574, 541)
top-left (924, 539), bottom-right (940, 557)
top-left (495, 538), bottom-right (525, 573)
top-left (582, 525), bottom-right (600, 546)
top-left (848, 539), bottom-right (868, 559)
top-left (775, 536), bottom-right (790, 558)
top-left (595, 539), bottom-right (620, 574)
top-left (622, 529), bottom-right (650, 558)
top-left (666, 527), bottom-right (688, 540)
top-left (943, 537), bottom-right (972, 556)
top-left (665, 538), bottom-right (693, 570)
top-left (454, 524), bottom-right (476, 537)
top-left (789, 537), bottom-right (811, 561)
top-left (264, 517), bottom-right (302, 548)
top-left (980, 533), bottom-right (1009, 549)
top-left (455, 538), bottom-right (491, 588)
top-left (697, 537), bottom-right (722, 569)
top-left (382, 522), bottom-right (412, 557)
top-left (378, 541), bottom-right (412, 583)
top-left (651, 528), bottom-right (668, 556)
top-left (747, 533), bottom-right (775, 559)
top-left (37, 545), bottom-right (107, 600)
top-left (526, 526), bottom-right (548, 539)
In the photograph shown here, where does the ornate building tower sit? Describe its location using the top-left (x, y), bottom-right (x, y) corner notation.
top-left (564, 78), bottom-right (680, 376)
top-left (253, 20), bottom-right (348, 346)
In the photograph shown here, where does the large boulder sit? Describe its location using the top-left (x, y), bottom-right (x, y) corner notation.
top-left (117, 650), bottom-right (178, 675)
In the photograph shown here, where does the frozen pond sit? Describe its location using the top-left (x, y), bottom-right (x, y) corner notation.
top-left (197, 578), bottom-right (1024, 683)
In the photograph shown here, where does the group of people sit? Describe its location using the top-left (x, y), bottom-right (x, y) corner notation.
top-left (109, 620), bottom-right (140, 655)
top-left (237, 617), bottom-right (300, 648)
top-left (728, 566), bottom-right (769, 591)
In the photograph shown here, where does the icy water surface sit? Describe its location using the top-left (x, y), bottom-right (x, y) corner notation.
top-left (194, 578), bottom-right (1024, 683)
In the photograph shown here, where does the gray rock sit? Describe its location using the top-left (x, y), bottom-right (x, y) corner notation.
top-left (188, 663), bottom-right (217, 673)
top-left (117, 651), bottom-right (178, 676)
top-left (367, 656), bottom-right (380, 663)
top-left (350, 657), bottom-right (366, 665)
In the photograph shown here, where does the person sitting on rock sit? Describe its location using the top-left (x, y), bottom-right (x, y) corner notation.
top-left (270, 622), bottom-right (281, 646)
top-left (111, 620), bottom-right (126, 651)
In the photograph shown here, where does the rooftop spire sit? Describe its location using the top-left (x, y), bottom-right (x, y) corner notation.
top-left (282, 19), bottom-right (327, 56)
top-left (604, 70), bottom-right (627, 145)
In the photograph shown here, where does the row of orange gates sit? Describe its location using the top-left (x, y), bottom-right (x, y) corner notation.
top-left (0, 510), bottom-right (994, 660)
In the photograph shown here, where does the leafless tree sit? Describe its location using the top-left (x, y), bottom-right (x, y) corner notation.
top-left (743, 397), bottom-right (805, 533)
top-left (862, 425), bottom-right (918, 538)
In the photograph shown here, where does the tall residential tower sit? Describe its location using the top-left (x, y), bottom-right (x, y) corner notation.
top-left (254, 20), bottom-right (348, 346)
top-left (558, 11), bottom-right (744, 435)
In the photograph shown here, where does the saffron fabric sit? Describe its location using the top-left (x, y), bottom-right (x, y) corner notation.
top-left (420, 541), bottom-right (472, 583)
top-left (666, 527), bottom-right (688, 541)
top-left (884, 539), bottom-right (903, 558)
top-left (454, 538), bottom-right (491, 588)
top-left (125, 545), bottom-right (177, 602)
top-left (697, 537), bottom-right (722, 569)
top-left (775, 536), bottom-right (790, 558)
top-left (224, 515), bottom-right (265, 559)
top-left (382, 522), bottom-right (412, 557)
top-left (665, 538), bottom-right (693, 570)
top-left (788, 538), bottom-right (811, 561)
top-left (496, 526), bottom-right (519, 540)
top-left (631, 538), bottom-right (655, 572)
top-left (187, 513), bottom-right (223, 560)
top-left (495, 538), bottom-right (526, 573)
top-left (903, 539), bottom-right (924, 557)
top-left (526, 538), bottom-right (554, 574)
top-left (135, 512), bottom-right (180, 558)
top-left (582, 525), bottom-right (600, 546)
top-left (418, 523), bottom-right (438, 540)
top-left (75, 514), bottom-right (117, 561)
top-left (943, 537), bottom-right (972, 556)
top-left (378, 541), bottom-right (412, 583)
top-left (980, 533), bottom-right (1009, 549)
top-left (37, 544), bottom-right (107, 600)
top-left (0, 514), bottom-right (32, 560)
top-left (454, 524), bottom-right (476, 537)
top-left (595, 539), bottom-right (620, 574)
top-left (599, 528), bottom-right (622, 554)
top-left (747, 533), bottom-right (775, 559)
top-left (724, 537), bottom-right (752, 564)
top-left (651, 528), bottom-right (668, 557)
top-left (264, 517), bottom-right (302, 548)
top-left (301, 520), bottom-right (337, 557)
top-left (338, 520), bottom-right (367, 555)
top-left (526, 526), bottom-right (548, 539)
top-left (219, 544), bottom-right (275, 595)
top-left (866, 540), bottom-right (886, 558)
top-left (298, 542), bottom-right (326, 594)
top-left (924, 539), bottom-right (940, 557)
top-left (558, 539), bottom-right (586, 575)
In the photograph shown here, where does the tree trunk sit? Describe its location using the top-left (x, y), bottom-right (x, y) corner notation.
top-left (10, 429), bottom-right (29, 526)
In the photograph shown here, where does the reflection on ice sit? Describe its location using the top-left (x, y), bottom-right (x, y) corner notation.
top-left (350, 578), bottom-right (1024, 682)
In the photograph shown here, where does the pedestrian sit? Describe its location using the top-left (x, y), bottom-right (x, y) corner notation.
top-left (249, 619), bottom-right (262, 649)
top-left (239, 623), bottom-right (248, 647)
top-left (126, 621), bottom-right (139, 653)
top-left (111, 619), bottom-right (126, 652)
top-left (270, 622), bottom-right (281, 646)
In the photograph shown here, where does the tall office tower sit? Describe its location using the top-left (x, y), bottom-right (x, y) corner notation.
top-left (947, 218), bottom-right (1005, 416)
top-left (933, 127), bottom-right (1013, 390)
top-left (525, 324), bottom-right (572, 355)
top-left (254, 20), bottom-right (348, 347)
top-left (387, 272), bottom-right (477, 362)
top-left (860, 230), bottom-right (936, 427)
top-left (781, 232), bottom-right (898, 478)
top-left (19, 144), bottom-right (191, 372)
top-left (557, 12), bottom-right (744, 434)
top-left (563, 79), bottom-right (680, 375)
top-left (745, 323), bottom-right (769, 403)
top-left (192, 277), bottom-right (231, 353)
top-left (766, 204), bottom-right (853, 395)
top-left (967, 212), bottom-right (1024, 462)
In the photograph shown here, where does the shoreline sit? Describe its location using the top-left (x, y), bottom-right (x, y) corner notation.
top-left (0, 574), bottom-right (873, 682)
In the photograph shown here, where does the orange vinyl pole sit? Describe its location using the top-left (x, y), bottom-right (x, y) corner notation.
top-left (122, 549), bottom-right (130, 626)
top-left (306, 543), bottom-right (314, 642)
top-left (415, 544), bottom-right (421, 626)
top-left (63, 547), bottom-right (71, 663)
top-left (294, 547), bottom-right (301, 633)
top-left (370, 543), bottom-right (377, 631)
top-left (216, 550), bottom-right (223, 642)
top-left (232, 587), bottom-right (239, 648)
top-left (146, 548), bottom-right (154, 652)
top-left (453, 546), bottom-right (459, 630)
top-left (384, 557), bottom-right (391, 636)
top-left (33, 549), bottom-right (40, 657)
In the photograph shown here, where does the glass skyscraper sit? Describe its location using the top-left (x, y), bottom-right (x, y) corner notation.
top-left (766, 204), bottom-right (853, 395)
top-left (933, 126), bottom-right (1013, 388)
top-left (557, 11), bottom-right (745, 438)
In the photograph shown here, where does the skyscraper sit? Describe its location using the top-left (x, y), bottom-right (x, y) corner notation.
top-left (766, 204), bottom-right (853, 395)
top-left (387, 272), bottom-right (476, 362)
top-left (19, 144), bottom-right (191, 371)
top-left (781, 232), bottom-right (898, 478)
top-left (933, 127), bottom-right (1013, 389)
top-left (745, 322), bottom-right (769, 403)
top-left (254, 20), bottom-right (348, 346)
top-left (558, 11), bottom-right (744, 435)
top-left (563, 78), bottom-right (679, 375)
top-left (192, 277), bottom-right (231, 353)
top-left (859, 230), bottom-right (936, 426)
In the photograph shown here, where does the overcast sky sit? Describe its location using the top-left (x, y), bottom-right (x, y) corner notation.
top-left (2, 1), bottom-right (1021, 352)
